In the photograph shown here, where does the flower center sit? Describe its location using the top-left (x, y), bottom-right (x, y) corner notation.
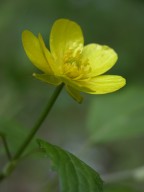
top-left (62, 48), bottom-right (91, 80)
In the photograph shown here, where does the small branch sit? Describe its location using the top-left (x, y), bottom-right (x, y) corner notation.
top-left (0, 83), bottom-right (64, 182)
top-left (0, 133), bottom-right (12, 160)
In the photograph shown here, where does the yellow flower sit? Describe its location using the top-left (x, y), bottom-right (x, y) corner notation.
top-left (22, 18), bottom-right (126, 103)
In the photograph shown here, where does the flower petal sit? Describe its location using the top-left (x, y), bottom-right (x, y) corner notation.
top-left (38, 34), bottom-right (56, 74)
top-left (50, 19), bottom-right (84, 61)
top-left (62, 75), bottom-right (125, 94)
top-left (77, 75), bottom-right (126, 94)
top-left (66, 85), bottom-right (83, 103)
top-left (22, 30), bottom-right (52, 74)
top-left (61, 75), bottom-right (93, 93)
top-left (81, 44), bottom-right (118, 76)
top-left (33, 73), bottom-right (62, 86)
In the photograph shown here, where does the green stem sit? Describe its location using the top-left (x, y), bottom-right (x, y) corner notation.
top-left (0, 83), bottom-right (64, 181)
top-left (13, 83), bottom-right (64, 160)
top-left (0, 133), bottom-right (12, 160)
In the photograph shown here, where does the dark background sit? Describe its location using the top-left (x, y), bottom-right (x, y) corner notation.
top-left (0, 0), bottom-right (144, 191)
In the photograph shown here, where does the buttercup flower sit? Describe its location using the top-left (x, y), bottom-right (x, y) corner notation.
top-left (22, 19), bottom-right (126, 103)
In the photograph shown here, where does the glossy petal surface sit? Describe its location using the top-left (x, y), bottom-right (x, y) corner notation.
top-left (81, 44), bottom-right (118, 76)
top-left (50, 19), bottom-right (84, 62)
top-left (22, 19), bottom-right (126, 103)
top-left (22, 30), bottom-right (52, 74)
top-left (74, 75), bottom-right (126, 94)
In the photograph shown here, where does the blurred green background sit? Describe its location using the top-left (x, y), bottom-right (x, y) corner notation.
top-left (0, 0), bottom-right (144, 191)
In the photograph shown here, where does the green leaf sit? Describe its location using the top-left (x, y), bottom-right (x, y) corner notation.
top-left (37, 139), bottom-right (103, 192)
top-left (87, 86), bottom-right (144, 143)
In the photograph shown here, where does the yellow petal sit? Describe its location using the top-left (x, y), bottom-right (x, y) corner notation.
top-left (66, 85), bottom-right (83, 103)
top-left (22, 30), bottom-right (52, 74)
top-left (33, 73), bottom-right (62, 86)
top-left (61, 75), bottom-right (93, 93)
top-left (79, 75), bottom-right (126, 94)
top-left (38, 34), bottom-right (56, 73)
top-left (81, 44), bottom-right (118, 76)
top-left (50, 19), bottom-right (84, 61)
top-left (62, 75), bottom-right (126, 94)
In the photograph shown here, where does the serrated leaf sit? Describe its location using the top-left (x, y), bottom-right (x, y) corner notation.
top-left (87, 86), bottom-right (144, 143)
top-left (37, 139), bottom-right (103, 192)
